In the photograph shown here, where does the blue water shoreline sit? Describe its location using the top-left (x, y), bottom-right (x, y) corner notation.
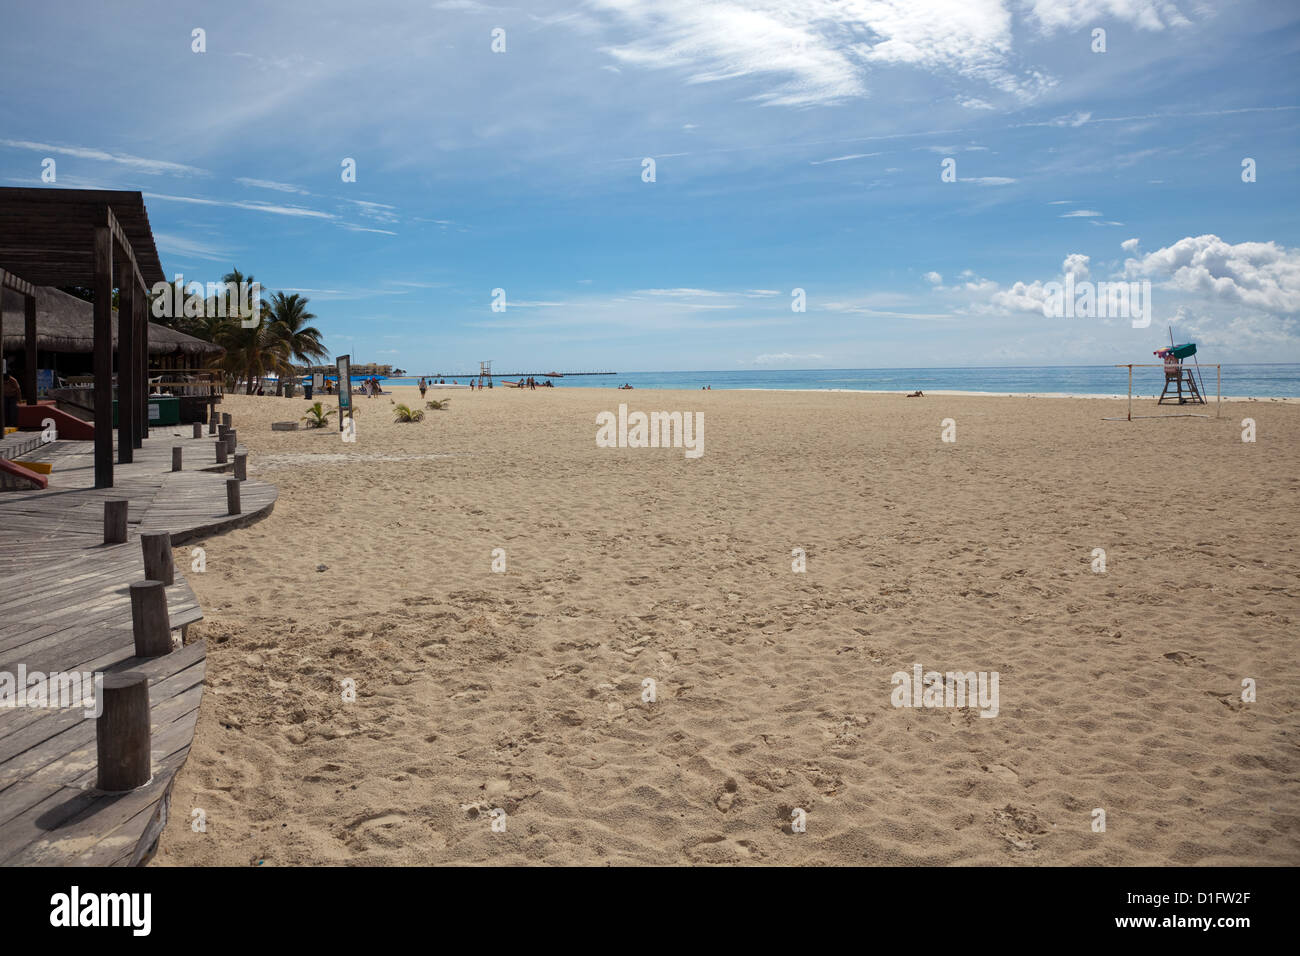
top-left (371, 365), bottom-right (1300, 398)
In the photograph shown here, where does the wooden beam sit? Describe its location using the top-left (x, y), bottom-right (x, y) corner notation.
top-left (133, 290), bottom-right (144, 448)
top-left (118, 273), bottom-right (135, 462)
top-left (0, 289), bottom-right (6, 435)
top-left (93, 224), bottom-right (113, 488)
top-left (139, 286), bottom-right (149, 440)
top-left (105, 205), bottom-right (146, 294)
top-left (23, 293), bottom-right (36, 405)
top-left (0, 268), bottom-right (36, 298)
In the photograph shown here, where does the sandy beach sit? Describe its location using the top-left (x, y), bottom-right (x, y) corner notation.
top-left (154, 386), bottom-right (1300, 866)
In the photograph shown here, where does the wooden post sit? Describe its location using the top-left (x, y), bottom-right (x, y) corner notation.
top-left (1127, 365), bottom-right (1132, 422)
top-left (208, 416), bottom-right (217, 436)
top-left (133, 288), bottom-right (145, 449)
top-left (130, 580), bottom-right (172, 657)
top-left (1217, 365), bottom-right (1222, 419)
top-left (141, 532), bottom-right (175, 585)
top-left (222, 412), bottom-right (232, 427)
top-left (96, 672), bottom-right (151, 792)
top-left (0, 292), bottom-right (6, 435)
top-left (93, 224), bottom-right (114, 488)
top-left (171, 446), bottom-right (182, 471)
top-left (215, 440), bottom-right (227, 464)
top-left (192, 422), bottom-right (202, 438)
top-left (227, 428), bottom-right (237, 449)
top-left (23, 292), bottom-right (37, 407)
top-left (234, 452), bottom-right (247, 480)
top-left (226, 478), bottom-right (241, 515)
top-left (117, 273), bottom-right (135, 463)
top-left (139, 290), bottom-right (150, 441)
top-left (103, 499), bottom-right (128, 544)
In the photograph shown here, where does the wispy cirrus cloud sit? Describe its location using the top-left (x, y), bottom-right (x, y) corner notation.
top-left (144, 192), bottom-right (336, 219)
top-left (0, 138), bottom-right (205, 176)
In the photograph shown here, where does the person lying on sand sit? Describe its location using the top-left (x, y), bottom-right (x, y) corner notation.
top-left (905, 390), bottom-right (924, 397)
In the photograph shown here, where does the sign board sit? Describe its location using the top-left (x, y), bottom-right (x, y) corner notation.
top-left (336, 355), bottom-right (351, 429)
top-left (149, 402), bottom-right (160, 422)
top-left (312, 371), bottom-right (325, 390)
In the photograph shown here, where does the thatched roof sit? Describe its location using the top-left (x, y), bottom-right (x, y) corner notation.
top-left (0, 286), bottom-right (224, 357)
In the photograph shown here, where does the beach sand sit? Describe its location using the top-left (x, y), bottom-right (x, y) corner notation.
top-left (154, 386), bottom-right (1300, 865)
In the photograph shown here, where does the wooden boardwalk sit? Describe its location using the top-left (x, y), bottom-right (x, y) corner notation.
top-left (0, 430), bottom-right (275, 865)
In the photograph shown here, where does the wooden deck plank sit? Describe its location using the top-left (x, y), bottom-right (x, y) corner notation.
top-left (0, 428), bottom-right (274, 868)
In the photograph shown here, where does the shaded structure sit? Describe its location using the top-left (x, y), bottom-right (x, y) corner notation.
top-left (1, 285), bottom-right (224, 423)
top-left (0, 189), bottom-right (166, 486)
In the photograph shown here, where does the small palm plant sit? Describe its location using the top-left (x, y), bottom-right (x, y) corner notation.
top-left (301, 401), bottom-right (336, 428)
top-left (425, 399), bottom-right (451, 410)
top-left (393, 403), bottom-right (425, 423)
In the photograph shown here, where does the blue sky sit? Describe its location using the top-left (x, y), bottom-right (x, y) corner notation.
top-left (2, 0), bottom-right (1298, 372)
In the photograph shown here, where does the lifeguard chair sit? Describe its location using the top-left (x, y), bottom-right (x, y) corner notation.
top-left (1154, 342), bottom-right (1205, 405)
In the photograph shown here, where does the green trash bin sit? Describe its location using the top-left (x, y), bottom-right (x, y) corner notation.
top-left (113, 395), bottom-right (180, 426)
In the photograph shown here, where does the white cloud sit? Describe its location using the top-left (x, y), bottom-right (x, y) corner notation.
top-left (1061, 209), bottom-right (1101, 217)
top-left (1123, 234), bottom-right (1300, 313)
top-left (752, 352), bottom-right (826, 364)
top-left (1025, 0), bottom-right (1191, 34)
top-left (0, 138), bottom-right (205, 176)
top-left (1121, 238), bottom-right (1141, 253)
top-left (591, 0), bottom-right (1056, 107)
top-left (809, 152), bottom-right (879, 165)
top-left (143, 192), bottom-right (337, 219)
top-left (236, 177), bottom-right (309, 194)
top-left (923, 271), bottom-right (943, 285)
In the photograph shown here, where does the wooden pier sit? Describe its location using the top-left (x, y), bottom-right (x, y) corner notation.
top-left (0, 430), bottom-right (275, 865)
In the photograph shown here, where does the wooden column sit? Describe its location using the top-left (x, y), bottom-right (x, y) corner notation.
top-left (0, 291), bottom-right (6, 435)
top-left (171, 446), bottom-right (182, 471)
top-left (96, 672), bottom-right (151, 792)
top-left (93, 224), bottom-right (114, 488)
top-left (103, 499), bottom-right (128, 544)
top-left (23, 293), bottom-right (37, 405)
top-left (234, 452), bottom-right (247, 480)
top-left (130, 580), bottom-right (172, 656)
top-left (226, 478), bottom-right (241, 514)
top-left (141, 532), bottom-right (175, 585)
top-left (139, 291), bottom-right (150, 440)
top-left (133, 286), bottom-right (145, 449)
top-left (117, 273), bottom-right (135, 463)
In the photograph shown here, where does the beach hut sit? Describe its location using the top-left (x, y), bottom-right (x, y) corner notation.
top-left (0, 188), bottom-right (167, 485)
top-left (1, 285), bottom-right (224, 424)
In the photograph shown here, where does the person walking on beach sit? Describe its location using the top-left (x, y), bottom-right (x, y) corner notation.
top-left (419, 377), bottom-right (427, 399)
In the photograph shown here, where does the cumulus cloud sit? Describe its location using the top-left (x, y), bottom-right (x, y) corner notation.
top-left (1122, 234), bottom-right (1300, 313)
top-left (1121, 238), bottom-right (1141, 253)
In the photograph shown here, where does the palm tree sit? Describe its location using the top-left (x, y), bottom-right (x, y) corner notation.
top-left (218, 321), bottom-right (289, 395)
top-left (393, 403), bottom-right (424, 423)
top-left (263, 292), bottom-right (328, 396)
top-left (301, 401), bottom-right (336, 428)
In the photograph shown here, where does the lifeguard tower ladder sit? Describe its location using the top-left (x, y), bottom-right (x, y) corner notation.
top-left (1154, 342), bottom-right (1205, 405)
